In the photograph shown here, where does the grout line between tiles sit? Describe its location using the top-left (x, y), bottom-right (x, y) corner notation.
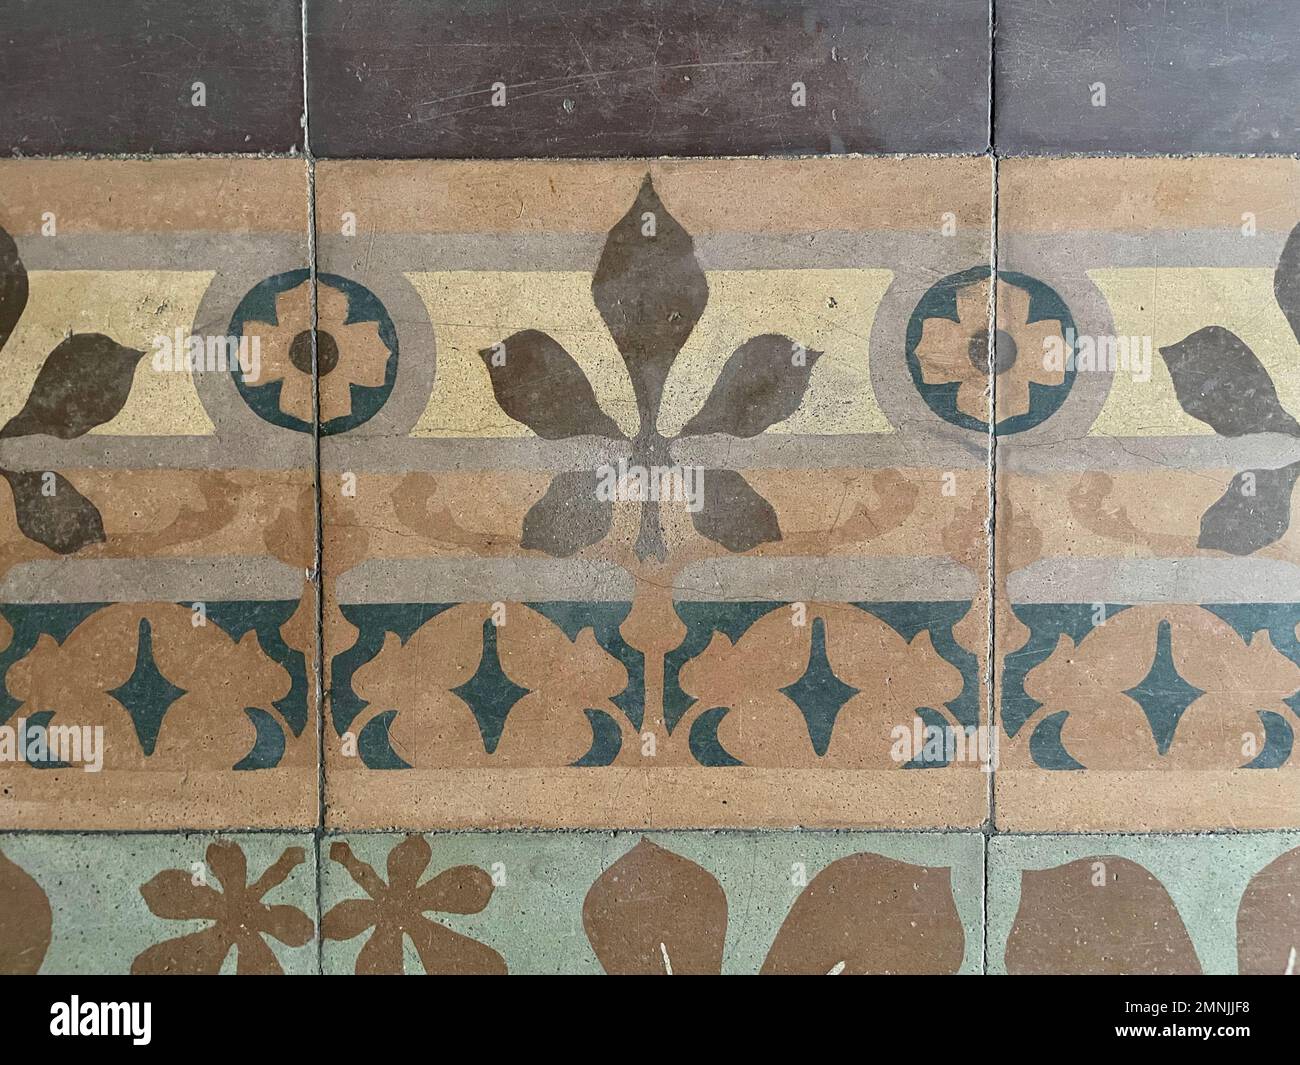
top-left (300, 0), bottom-right (325, 976)
top-left (982, 0), bottom-right (998, 976)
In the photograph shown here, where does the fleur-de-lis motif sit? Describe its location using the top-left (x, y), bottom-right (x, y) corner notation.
top-left (479, 175), bottom-right (822, 561)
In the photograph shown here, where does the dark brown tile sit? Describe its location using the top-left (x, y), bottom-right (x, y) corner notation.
top-left (0, 0), bottom-right (304, 154)
top-left (306, 0), bottom-right (991, 157)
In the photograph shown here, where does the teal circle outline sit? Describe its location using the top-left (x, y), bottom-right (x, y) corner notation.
top-left (229, 271), bottom-right (399, 436)
top-left (905, 265), bottom-right (1077, 435)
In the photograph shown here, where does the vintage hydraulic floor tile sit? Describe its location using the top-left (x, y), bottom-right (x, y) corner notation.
top-left (0, 832), bottom-right (318, 974)
top-left (988, 833), bottom-right (1300, 975)
top-left (320, 830), bottom-right (984, 974)
top-left (994, 158), bottom-right (1300, 830)
top-left (994, 0), bottom-right (1300, 154)
top-left (317, 157), bottom-right (993, 830)
top-left (0, 0), bottom-right (305, 154)
top-left (0, 160), bottom-right (318, 829)
top-left (306, 0), bottom-right (991, 157)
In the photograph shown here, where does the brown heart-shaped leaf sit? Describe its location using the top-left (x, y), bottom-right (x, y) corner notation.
top-left (761, 853), bottom-right (965, 974)
top-left (1, 469), bottom-right (106, 554)
top-left (0, 224), bottom-right (28, 355)
top-left (1159, 326), bottom-right (1300, 437)
top-left (682, 334), bottom-right (824, 438)
top-left (691, 469), bottom-right (781, 552)
top-left (1, 333), bottom-right (145, 439)
top-left (1006, 857), bottom-right (1201, 974)
top-left (0, 846), bottom-right (52, 974)
top-left (478, 330), bottom-right (622, 440)
top-left (1237, 845), bottom-right (1300, 975)
top-left (582, 838), bottom-right (726, 975)
top-left (592, 175), bottom-right (708, 434)
top-left (521, 470), bottom-right (612, 557)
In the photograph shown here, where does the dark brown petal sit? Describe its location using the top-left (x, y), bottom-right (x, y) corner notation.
top-left (1, 469), bottom-right (106, 555)
top-left (0, 334), bottom-right (145, 439)
top-left (417, 865), bottom-right (496, 915)
top-left (139, 869), bottom-right (224, 922)
top-left (386, 834), bottom-right (433, 894)
top-left (131, 926), bottom-right (233, 975)
top-left (0, 847), bottom-right (52, 975)
top-left (321, 898), bottom-right (378, 942)
top-left (329, 841), bottom-right (386, 899)
top-left (582, 838), bottom-right (727, 975)
top-left (205, 840), bottom-right (249, 896)
top-left (478, 330), bottom-right (622, 440)
top-left (690, 469), bottom-right (782, 553)
top-left (0, 224), bottom-right (27, 355)
top-left (354, 924), bottom-right (405, 975)
top-left (1006, 857), bottom-right (1201, 975)
top-left (1197, 462), bottom-right (1300, 555)
top-left (1159, 326), bottom-right (1300, 437)
top-left (521, 470), bottom-right (612, 557)
top-left (681, 335), bottom-right (824, 438)
top-left (407, 915), bottom-right (507, 975)
top-left (248, 846), bottom-right (307, 899)
top-left (1237, 845), bottom-right (1300, 975)
top-left (761, 853), bottom-right (965, 975)
top-left (592, 174), bottom-right (708, 430)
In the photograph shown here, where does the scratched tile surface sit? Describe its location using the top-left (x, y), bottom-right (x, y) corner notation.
top-left (988, 834), bottom-right (1300, 975)
top-left (317, 157), bottom-right (992, 829)
top-left (994, 0), bottom-right (1300, 154)
top-left (0, 833), bottom-right (318, 974)
top-left (0, 160), bottom-right (318, 829)
top-left (0, 0), bottom-right (305, 154)
top-left (319, 830), bottom-right (984, 974)
top-left (995, 158), bottom-right (1300, 830)
top-left (306, 0), bottom-right (991, 157)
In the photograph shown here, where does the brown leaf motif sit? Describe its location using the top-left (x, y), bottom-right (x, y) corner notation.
top-left (323, 836), bottom-right (506, 975)
top-left (582, 838), bottom-right (964, 975)
top-left (132, 841), bottom-right (314, 974)
top-left (1236, 845), bottom-right (1300, 975)
top-left (0, 846), bottom-right (53, 974)
top-left (1006, 857), bottom-right (1200, 974)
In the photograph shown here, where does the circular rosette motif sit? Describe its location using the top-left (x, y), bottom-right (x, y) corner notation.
top-left (229, 271), bottom-right (398, 434)
top-left (907, 265), bottom-right (1076, 434)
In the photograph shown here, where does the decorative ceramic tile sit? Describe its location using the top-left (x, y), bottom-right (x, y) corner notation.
top-left (317, 158), bottom-right (992, 829)
top-left (995, 0), bottom-right (1300, 154)
top-left (306, 0), bottom-right (991, 157)
top-left (994, 158), bottom-right (1300, 830)
top-left (0, 0), bottom-right (305, 154)
top-left (0, 833), bottom-right (318, 974)
top-left (320, 830), bottom-right (984, 974)
top-left (988, 833), bottom-right (1300, 975)
top-left (0, 160), bottom-right (318, 829)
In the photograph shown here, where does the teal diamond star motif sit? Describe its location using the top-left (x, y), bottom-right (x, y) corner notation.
top-left (107, 618), bottom-right (187, 756)
top-left (779, 616), bottom-right (860, 757)
top-left (1122, 619), bottom-right (1205, 756)
top-left (451, 619), bottom-right (530, 754)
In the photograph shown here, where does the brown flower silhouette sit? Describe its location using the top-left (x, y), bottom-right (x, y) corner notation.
top-left (479, 175), bottom-right (822, 561)
top-left (132, 841), bottom-right (313, 974)
top-left (323, 835), bottom-right (506, 974)
top-left (582, 838), bottom-right (964, 974)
